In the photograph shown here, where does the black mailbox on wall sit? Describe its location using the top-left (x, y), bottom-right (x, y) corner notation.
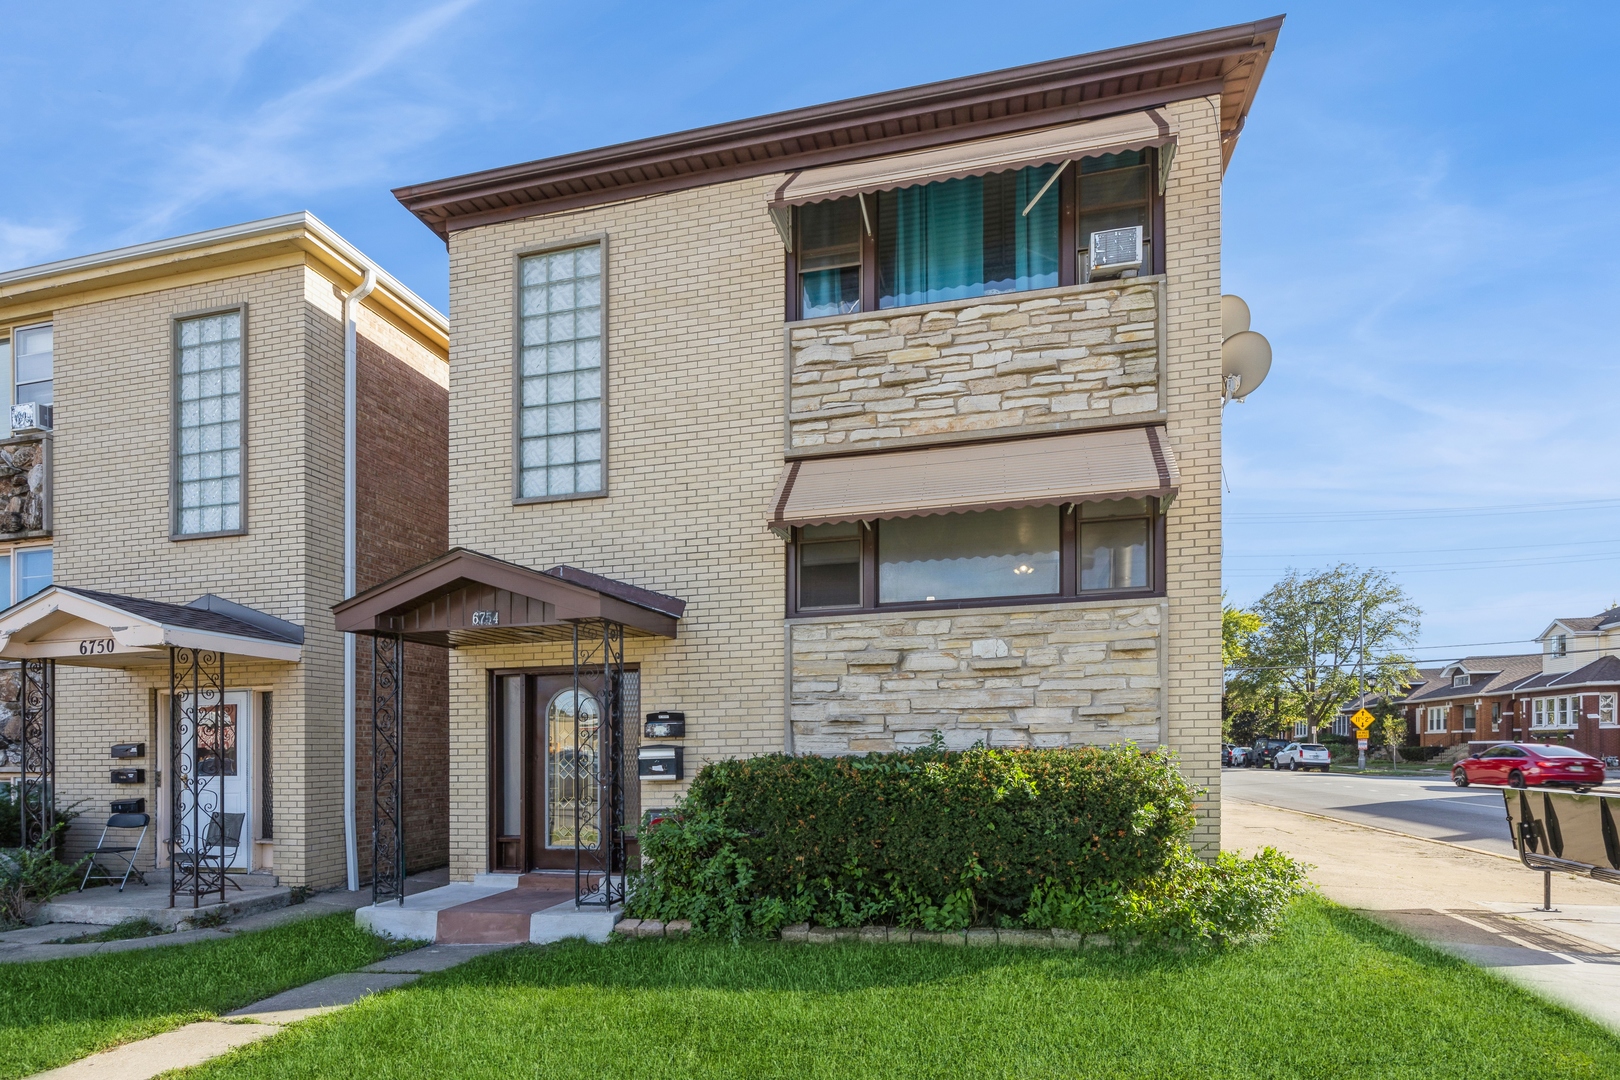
top-left (638, 746), bottom-right (683, 781)
top-left (644, 712), bottom-right (685, 739)
top-left (111, 798), bottom-right (146, 814)
top-left (110, 768), bottom-right (145, 785)
top-left (111, 743), bottom-right (145, 759)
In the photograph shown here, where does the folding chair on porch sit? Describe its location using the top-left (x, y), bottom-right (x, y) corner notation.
top-left (80, 813), bottom-right (150, 891)
top-left (171, 812), bottom-right (246, 891)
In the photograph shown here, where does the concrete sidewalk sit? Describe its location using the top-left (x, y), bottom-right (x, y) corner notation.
top-left (26, 943), bottom-right (508, 1079)
top-left (1225, 796), bottom-right (1620, 1032)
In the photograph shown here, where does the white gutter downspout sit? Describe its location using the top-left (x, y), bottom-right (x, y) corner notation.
top-left (343, 266), bottom-right (377, 893)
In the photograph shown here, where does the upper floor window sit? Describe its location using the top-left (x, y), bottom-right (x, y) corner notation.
top-left (789, 498), bottom-right (1158, 615)
top-left (789, 150), bottom-right (1159, 321)
top-left (1549, 634), bottom-right (1568, 657)
top-left (13, 323), bottom-right (53, 407)
top-left (0, 546), bottom-right (53, 608)
top-left (174, 309), bottom-right (244, 537)
top-left (1452, 673), bottom-right (1470, 687)
top-left (517, 244), bottom-right (603, 501)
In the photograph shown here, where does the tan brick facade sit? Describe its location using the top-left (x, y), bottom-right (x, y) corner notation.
top-left (436, 93), bottom-right (1227, 875)
top-left (1, 224), bottom-right (448, 890)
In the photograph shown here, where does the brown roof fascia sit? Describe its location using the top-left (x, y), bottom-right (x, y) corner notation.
top-left (394, 16), bottom-right (1283, 238)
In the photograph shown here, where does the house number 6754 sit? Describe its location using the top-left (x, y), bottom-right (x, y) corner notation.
top-left (78, 638), bottom-right (116, 655)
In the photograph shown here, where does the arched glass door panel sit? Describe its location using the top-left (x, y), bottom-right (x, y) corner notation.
top-left (545, 687), bottom-right (601, 850)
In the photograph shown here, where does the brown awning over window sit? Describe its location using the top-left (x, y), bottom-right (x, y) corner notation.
top-left (333, 548), bottom-right (684, 646)
top-left (768, 426), bottom-right (1179, 530)
top-left (770, 110), bottom-right (1174, 207)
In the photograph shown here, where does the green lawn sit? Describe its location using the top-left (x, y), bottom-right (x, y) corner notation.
top-left (177, 897), bottom-right (1620, 1080)
top-left (0, 912), bottom-right (408, 1079)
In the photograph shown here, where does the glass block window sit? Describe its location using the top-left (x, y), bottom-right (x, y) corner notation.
top-left (518, 244), bottom-right (602, 499)
top-left (175, 310), bottom-right (243, 535)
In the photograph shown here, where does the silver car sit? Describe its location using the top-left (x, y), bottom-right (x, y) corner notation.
top-left (1274, 742), bottom-right (1331, 772)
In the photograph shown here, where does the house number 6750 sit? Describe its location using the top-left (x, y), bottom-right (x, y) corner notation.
top-left (78, 638), bottom-right (116, 655)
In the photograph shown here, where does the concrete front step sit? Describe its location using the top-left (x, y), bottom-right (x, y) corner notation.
top-left (37, 879), bottom-right (291, 930)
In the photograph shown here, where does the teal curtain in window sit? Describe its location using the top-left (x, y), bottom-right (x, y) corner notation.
top-left (878, 164), bottom-right (1058, 309)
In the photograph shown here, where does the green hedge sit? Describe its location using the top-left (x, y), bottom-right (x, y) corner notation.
top-left (629, 743), bottom-right (1201, 935)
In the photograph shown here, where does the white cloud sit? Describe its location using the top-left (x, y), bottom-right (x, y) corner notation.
top-left (126, 0), bottom-right (479, 236)
top-left (0, 220), bottom-right (76, 270)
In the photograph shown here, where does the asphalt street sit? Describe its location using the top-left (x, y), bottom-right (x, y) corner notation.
top-left (1222, 766), bottom-right (1526, 857)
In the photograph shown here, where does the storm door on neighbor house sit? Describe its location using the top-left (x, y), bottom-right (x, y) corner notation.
top-left (491, 668), bottom-right (638, 873)
top-left (164, 689), bottom-right (254, 872)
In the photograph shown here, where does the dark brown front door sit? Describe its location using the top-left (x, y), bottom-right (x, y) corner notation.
top-left (491, 670), bottom-right (609, 873)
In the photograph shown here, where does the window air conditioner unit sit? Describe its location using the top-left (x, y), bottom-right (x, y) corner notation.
top-left (9, 401), bottom-right (51, 434)
top-left (1087, 226), bottom-right (1144, 279)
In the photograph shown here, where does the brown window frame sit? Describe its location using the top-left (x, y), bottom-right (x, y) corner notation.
top-left (785, 148), bottom-right (1163, 322)
top-left (785, 500), bottom-right (1165, 618)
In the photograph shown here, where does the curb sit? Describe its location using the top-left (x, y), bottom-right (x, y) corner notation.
top-left (1228, 797), bottom-right (1522, 864)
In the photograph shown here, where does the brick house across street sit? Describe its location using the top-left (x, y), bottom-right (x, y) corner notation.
top-left (338, 18), bottom-right (1286, 942)
top-left (0, 213), bottom-right (451, 905)
top-left (1392, 607), bottom-right (1620, 760)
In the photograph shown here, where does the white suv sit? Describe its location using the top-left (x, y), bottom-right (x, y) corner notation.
top-left (1274, 742), bottom-right (1331, 772)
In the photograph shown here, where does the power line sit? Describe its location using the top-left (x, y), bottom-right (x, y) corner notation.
top-left (1227, 497), bottom-right (1620, 523)
top-left (1225, 538), bottom-right (1620, 559)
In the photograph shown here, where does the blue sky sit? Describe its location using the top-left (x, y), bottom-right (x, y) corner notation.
top-left (2, 2), bottom-right (1616, 663)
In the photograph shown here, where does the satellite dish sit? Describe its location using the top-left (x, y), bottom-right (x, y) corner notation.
top-left (1221, 330), bottom-right (1272, 401)
top-left (1221, 294), bottom-right (1251, 340)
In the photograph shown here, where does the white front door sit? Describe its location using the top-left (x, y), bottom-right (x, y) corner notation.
top-left (174, 690), bottom-right (252, 871)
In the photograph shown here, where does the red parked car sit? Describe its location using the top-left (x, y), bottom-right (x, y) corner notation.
top-left (1452, 743), bottom-right (1608, 792)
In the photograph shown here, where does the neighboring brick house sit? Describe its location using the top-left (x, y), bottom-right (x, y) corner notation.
top-left (336, 15), bottom-right (1283, 927)
top-left (1402, 655), bottom-right (1541, 749)
top-left (1509, 608), bottom-right (1620, 758)
top-left (1393, 607), bottom-right (1620, 760)
top-left (0, 213), bottom-right (449, 895)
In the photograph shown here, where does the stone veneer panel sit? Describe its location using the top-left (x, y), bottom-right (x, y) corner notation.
top-left (791, 603), bottom-right (1163, 754)
top-left (787, 278), bottom-right (1160, 450)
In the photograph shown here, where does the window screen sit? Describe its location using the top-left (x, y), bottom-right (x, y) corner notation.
top-left (518, 244), bottom-right (603, 499)
top-left (175, 311), bottom-right (243, 535)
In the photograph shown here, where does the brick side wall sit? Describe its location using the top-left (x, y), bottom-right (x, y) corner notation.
top-left (787, 279), bottom-right (1160, 451)
top-left (1160, 96), bottom-right (1224, 854)
top-left (352, 329), bottom-right (450, 877)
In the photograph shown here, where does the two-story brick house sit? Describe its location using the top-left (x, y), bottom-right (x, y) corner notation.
top-left (1399, 607), bottom-right (1620, 760)
top-left (0, 213), bottom-right (450, 903)
top-left (339, 19), bottom-right (1283, 937)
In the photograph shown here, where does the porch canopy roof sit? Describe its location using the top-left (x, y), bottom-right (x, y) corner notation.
top-left (332, 548), bottom-right (685, 646)
top-left (0, 587), bottom-right (305, 667)
top-left (769, 425), bottom-right (1179, 530)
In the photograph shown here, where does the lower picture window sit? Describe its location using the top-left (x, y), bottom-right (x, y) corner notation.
top-left (791, 500), bottom-right (1158, 614)
top-left (878, 506), bottom-right (1059, 603)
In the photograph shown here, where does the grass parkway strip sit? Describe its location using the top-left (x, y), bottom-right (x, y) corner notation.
top-left (175, 897), bottom-right (1620, 1080)
top-left (0, 913), bottom-right (409, 1079)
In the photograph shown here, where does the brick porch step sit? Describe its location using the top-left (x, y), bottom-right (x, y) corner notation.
top-left (435, 881), bottom-right (576, 944)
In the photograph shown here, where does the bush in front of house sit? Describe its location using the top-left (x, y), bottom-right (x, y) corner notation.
top-left (627, 742), bottom-right (1304, 945)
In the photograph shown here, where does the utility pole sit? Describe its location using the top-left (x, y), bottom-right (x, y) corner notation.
top-left (1357, 606), bottom-right (1367, 772)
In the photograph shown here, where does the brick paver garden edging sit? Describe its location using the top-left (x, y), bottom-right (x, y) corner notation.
top-left (614, 919), bottom-right (1112, 949)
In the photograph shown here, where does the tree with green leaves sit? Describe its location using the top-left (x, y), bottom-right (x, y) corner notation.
top-left (1227, 565), bottom-right (1421, 743)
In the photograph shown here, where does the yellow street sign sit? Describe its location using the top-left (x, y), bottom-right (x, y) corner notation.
top-left (1350, 708), bottom-right (1375, 737)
